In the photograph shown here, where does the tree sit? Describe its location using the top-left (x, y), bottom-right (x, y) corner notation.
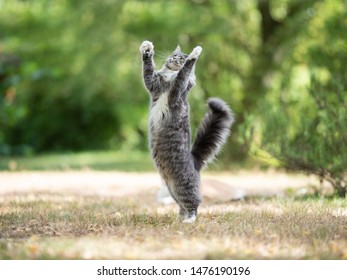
top-left (1, 0), bottom-right (345, 177)
top-left (244, 0), bottom-right (347, 197)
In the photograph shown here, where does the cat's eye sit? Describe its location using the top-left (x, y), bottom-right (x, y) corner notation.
top-left (180, 57), bottom-right (185, 62)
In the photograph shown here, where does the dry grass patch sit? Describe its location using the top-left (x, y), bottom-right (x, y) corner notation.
top-left (0, 192), bottom-right (346, 259)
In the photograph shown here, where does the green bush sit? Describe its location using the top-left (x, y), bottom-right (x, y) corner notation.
top-left (258, 76), bottom-right (347, 197)
top-left (244, 3), bottom-right (347, 197)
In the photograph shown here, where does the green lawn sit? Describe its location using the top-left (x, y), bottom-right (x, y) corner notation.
top-left (0, 149), bottom-right (263, 173)
top-left (0, 150), bottom-right (155, 172)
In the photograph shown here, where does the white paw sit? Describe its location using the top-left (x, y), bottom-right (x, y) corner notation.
top-left (188, 46), bottom-right (202, 60)
top-left (182, 215), bottom-right (197, 223)
top-left (156, 185), bottom-right (175, 205)
top-left (140, 40), bottom-right (154, 54)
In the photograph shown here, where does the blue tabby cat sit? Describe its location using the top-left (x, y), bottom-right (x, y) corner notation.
top-left (140, 41), bottom-right (234, 223)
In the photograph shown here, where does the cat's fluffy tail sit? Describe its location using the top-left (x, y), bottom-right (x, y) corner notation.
top-left (191, 98), bottom-right (234, 171)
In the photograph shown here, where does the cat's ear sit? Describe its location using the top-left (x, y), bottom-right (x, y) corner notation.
top-left (174, 45), bottom-right (181, 52)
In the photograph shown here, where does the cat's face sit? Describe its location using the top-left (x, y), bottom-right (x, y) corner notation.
top-left (166, 46), bottom-right (188, 71)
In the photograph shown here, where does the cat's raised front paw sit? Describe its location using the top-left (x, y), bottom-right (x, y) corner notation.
top-left (188, 46), bottom-right (202, 60)
top-left (140, 40), bottom-right (154, 56)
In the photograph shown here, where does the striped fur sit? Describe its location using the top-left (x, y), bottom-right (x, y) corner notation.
top-left (140, 41), bottom-right (234, 222)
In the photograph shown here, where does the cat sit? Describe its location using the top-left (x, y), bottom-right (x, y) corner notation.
top-left (140, 40), bottom-right (234, 223)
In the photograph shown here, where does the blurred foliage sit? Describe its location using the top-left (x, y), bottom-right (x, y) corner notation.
top-left (0, 0), bottom-right (346, 185)
top-left (242, 0), bottom-right (347, 196)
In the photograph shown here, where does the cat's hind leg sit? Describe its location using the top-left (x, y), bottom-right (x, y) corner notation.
top-left (156, 181), bottom-right (175, 205)
top-left (176, 194), bottom-right (199, 224)
top-left (182, 208), bottom-right (198, 224)
top-left (176, 184), bottom-right (201, 223)
top-left (179, 207), bottom-right (189, 220)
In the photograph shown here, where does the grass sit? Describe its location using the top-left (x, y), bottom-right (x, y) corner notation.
top-left (0, 150), bottom-right (154, 172)
top-left (1, 151), bottom-right (346, 259)
top-left (1, 192), bottom-right (346, 259)
top-left (0, 150), bottom-right (258, 172)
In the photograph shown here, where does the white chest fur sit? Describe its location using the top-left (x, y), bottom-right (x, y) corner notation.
top-left (150, 91), bottom-right (170, 130)
top-left (160, 69), bottom-right (177, 83)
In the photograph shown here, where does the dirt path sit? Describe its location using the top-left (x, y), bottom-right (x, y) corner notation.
top-left (0, 170), bottom-right (319, 202)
